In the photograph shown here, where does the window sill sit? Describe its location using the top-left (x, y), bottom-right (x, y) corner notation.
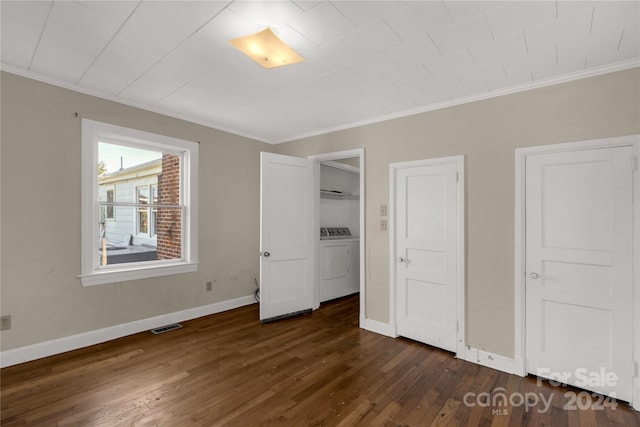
top-left (79, 261), bottom-right (198, 286)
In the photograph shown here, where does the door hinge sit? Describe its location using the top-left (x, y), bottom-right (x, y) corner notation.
top-left (632, 155), bottom-right (638, 172)
top-left (456, 172), bottom-right (459, 182)
top-left (456, 321), bottom-right (459, 333)
top-left (635, 361), bottom-right (639, 377)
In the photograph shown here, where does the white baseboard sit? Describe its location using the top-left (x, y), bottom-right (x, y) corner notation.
top-left (361, 318), bottom-right (397, 338)
top-left (461, 346), bottom-right (525, 377)
top-left (0, 295), bottom-right (256, 368)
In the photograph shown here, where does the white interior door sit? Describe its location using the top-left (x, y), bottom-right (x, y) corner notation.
top-left (395, 160), bottom-right (459, 352)
top-left (260, 152), bottom-right (315, 322)
top-left (525, 146), bottom-right (634, 401)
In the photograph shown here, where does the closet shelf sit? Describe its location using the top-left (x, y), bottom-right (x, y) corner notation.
top-left (320, 189), bottom-right (359, 200)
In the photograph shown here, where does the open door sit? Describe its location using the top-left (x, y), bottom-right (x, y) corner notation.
top-left (260, 152), bottom-right (315, 322)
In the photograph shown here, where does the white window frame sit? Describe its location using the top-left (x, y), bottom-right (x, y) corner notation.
top-left (80, 119), bottom-right (198, 286)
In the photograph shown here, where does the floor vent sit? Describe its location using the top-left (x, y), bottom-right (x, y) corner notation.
top-left (150, 323), bottom-right (182, 334)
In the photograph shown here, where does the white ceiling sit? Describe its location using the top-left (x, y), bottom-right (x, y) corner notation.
top-left (1, 1), bottom-right (638, 143)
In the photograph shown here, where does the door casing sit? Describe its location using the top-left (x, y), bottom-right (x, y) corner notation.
top-left (390, 155), bottom-right (466, 357)
top-left (309, 149), bottom-right (366, 325)
top-left (514, 135), bottom-right (640, 409)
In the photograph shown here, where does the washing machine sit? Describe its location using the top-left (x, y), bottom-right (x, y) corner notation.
top-left (319, 227), bottom-right (359, 302)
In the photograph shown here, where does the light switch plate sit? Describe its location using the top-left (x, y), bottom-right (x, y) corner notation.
top-left (380, 219), bottom-right (387, 231)
top-left (380, 204), bottom-right (387, 216)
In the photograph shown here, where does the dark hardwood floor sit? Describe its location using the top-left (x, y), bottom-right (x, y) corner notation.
top-left (1, 295), bottom-right (638, 426)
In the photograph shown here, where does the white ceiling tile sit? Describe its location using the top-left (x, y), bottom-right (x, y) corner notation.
top-left (271, 25), bottom-right (316, 56)
top-left (30, 44), bottom-right (96, 82)
top-left (158, 35), bottom-right (223, 79)
top-left (331, 1), bottom-right (407, 27)
top-left (340, 20), bottom-right (402, 58)
top-left (426, 48), bottom-right (476, 79)
top-left (143, 62), bottom-right (196, 88)
top-left (528, 44), bottom-right (558, 80)
top-left (118, 1), bottom-right (220, 56)
top-left (485, 1), bottom-right (556, 38)
top-left (228, 1), bottom-right (303, 27)
top-left (469, 31), bottom-right (527, 65)
top-left (36, 1), bottom-right (121, 58)
top-left (0, 1), bottom-right (51, 68)
top-left (442, 1), bottom-right (508, 23)
top-left (384, 36), bottom-right (442, 69)
top-left (430, 14), bottom-right (494, 53)
top-left (94, 35), bottom-right (164, 76)
top-left (456, 66), bottom-right (489, 93)
top-left (76, 1), bottom-right (139, 22)
top-left (385, 1), bottom-right (454, 41)
top-left (586, 33), bottom-right (636, 68)
top-left (349, 53), bottom-right (400, 81)
top-left (619, 21), bottom-right (640, 58)
top-left (121, 73), bottom-right (180, 100)
top-left (591, 0), bottom-right (640, 39)
top-left (479, 61), bottom-right (509, 90)
top-left (557, 38), bottom-right (589, 70)
top-left (525, 8), bottom-right (593, 54)
top-left (501, 51), bottom-right (534, 83)
top-left (198, 8), bottom-right (261, 42)
top-left (133, 0), bottom-right (227, 40)
top-left (78, 65), bottom-right (133, 95)
top-left (1, 37), bottom-right (35, 69)
top-left (303, 40), bottom-right (362, 77)
top-left (385, 90), bottom-right (419, 110)
top-left (288, 1), bottom-right (356, 46)
top-left (186, 62), bottom-right (256, 95)
top-left (291, 1), bottom-right (322, 13)
top-left (556, 1), bottom-right (602, 18)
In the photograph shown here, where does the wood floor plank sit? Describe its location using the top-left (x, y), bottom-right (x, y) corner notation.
top-left (2, 295), bottom-right (639, 426)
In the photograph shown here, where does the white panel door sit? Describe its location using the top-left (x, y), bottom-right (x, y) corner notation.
top-left (526, 146), bottom-right (634, 401)
top-left (395, 162), bottom-right (458, 352)
top-left (260, 152), bottom-right (315, 322)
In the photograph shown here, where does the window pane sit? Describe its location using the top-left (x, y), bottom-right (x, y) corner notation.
top-left (95, 141), bottom-right (183, 269)
top-left (151, 185), bottom-right (158, 236)
top-left (98, 205), bottom-right (183, 266)
top-left (138, 208), bottom-right (148, 234)
top-left (136, 186), bottom-right (149, 234)
top-left (157, 207), bottom-right (182, 260)
top-left (98, 142), bottom-right (162, 186)
top-left (106, 189), bottom-right (114, 219)
top-left (137, 186), bottom-right (149, 204)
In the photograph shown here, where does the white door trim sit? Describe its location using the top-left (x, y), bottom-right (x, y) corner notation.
top-left (514, 135), bottom-right (640, 408)
top-left (390, 155), bottom-right (466, 357)
top-left (308, 149), bottom-right (366, 326)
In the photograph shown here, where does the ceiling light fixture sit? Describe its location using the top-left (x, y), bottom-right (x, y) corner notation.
top-left (229, 28), bottom-right (304, 70)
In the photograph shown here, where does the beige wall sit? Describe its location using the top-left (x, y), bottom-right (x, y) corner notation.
top-left (276, 68), bottom-right (640, 357)
top-left (0, 72), bottom-right (273, 351)
top-left (2, 68), bottom-right (638, 359)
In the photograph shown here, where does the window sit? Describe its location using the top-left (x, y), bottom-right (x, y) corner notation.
top-left (81, 119), bottom-right (198, 286)
top-left (137, 185), bottom-right (150, 235)
top-left (105, 189), bottom-right (115, 219)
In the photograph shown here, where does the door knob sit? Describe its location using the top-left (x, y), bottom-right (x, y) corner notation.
top-left (398, 257), bottom-right (406, 262)
top-left (262, 251), bottom-right (270, 258)
top-left (529, 272), bottom-right (540, 279)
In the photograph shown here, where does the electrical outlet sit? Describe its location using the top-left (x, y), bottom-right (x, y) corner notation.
top-left (1, 315), bottom-right (11, 331)
top-left (380, 204), bottom-right (387, 216)
top-left (206, 281), bottom-right (213, 292)
top-left (380, 219), bottom-right (387, 231)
